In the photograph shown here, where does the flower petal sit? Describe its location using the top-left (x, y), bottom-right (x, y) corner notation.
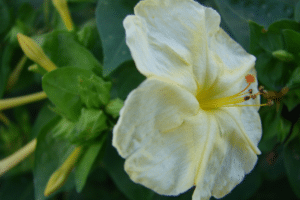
top-left (195, 24), bottom-right (256, 99)
top-left (208, 107), bottom-right (261, 198)
top-left (113, 77), bottom-right (199, 159)
top-left (124, 111), bottom-right (221, 196)
top-left (124, 0), bottom-right (217, 93)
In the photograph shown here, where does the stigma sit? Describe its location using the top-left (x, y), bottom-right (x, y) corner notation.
top-left (199, 74), bottom-right (273, 110)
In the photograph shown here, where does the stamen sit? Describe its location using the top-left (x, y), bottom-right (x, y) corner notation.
top-left (199, 74), bottom-right (272, 109)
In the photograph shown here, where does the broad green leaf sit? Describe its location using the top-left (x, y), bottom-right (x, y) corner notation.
top-left (75, 135), bottom-right (107, 192)
top-left (284, 139), bottom-right (300, 198)
top-left (0, 0), bottom-right (11, 35)
top-left (96, 0), bottom-right (139, 76)
top-left (103, 135), bottom-right (155, 200)
top-left (42, 67), bottom-right (95, 121)
top-left (34, 117), bottom-right (76, 200)
top-left (110, 60), bottom-right (145, 100)
top-left (40, 30), bottom-right (103, 74)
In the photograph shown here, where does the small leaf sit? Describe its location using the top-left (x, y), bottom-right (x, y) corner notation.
top-left (40, 30), bottom-right (103, 74)
top-left (284, 139), bottom-right (300, 198)
top-left (75, 135), bottom-right (107, 192)
top-left (34, 117), bottom-right (76, 200)
top-left (42, 67), bottom-right (95, 121)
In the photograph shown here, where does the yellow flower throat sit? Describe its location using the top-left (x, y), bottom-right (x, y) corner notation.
top-left (197, 74), bottom-right (271, 110)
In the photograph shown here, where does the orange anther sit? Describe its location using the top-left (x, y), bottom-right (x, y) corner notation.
top-left (245, 74), bottom-right (255, 83)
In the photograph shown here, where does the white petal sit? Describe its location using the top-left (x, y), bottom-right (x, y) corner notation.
top-left (195, 26), bottom-right (256, 99)
top-left (209, 107), bottom-right (261, 198)
top-left (113, 77), bottom-right (199, 159)
top-left (124, 0), bottom-right (219, 93)
top-left (124, 111), bottom-right (221, 196)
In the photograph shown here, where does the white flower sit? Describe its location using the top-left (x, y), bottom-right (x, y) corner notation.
top-left (112, 0), bottom-right (262, 199)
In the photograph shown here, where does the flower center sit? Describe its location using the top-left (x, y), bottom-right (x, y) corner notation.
top-left (197, 74), bottom-right (272, 110)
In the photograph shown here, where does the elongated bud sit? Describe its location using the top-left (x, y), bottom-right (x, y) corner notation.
top-left (52, 0), bottom-right (74, 31)
top-left (44, 146), bottom-right (83, 196)
top-left (17, 33), bottom-right (57, 72)
top-left (0, 139), bottom-right (37, 176)
top-left (272, 50), bottom-right (294, 62)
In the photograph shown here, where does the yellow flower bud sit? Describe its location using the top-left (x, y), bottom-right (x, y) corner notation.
top-left (52, 0), bottom-right (74, 31)
top-left (17, 33), bottom-right (57, 72)
top-left (44, 146), bottom-right (83, 197)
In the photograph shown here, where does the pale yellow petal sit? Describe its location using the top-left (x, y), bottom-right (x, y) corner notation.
top-left (123, 0), bottom-right (214, 93)
top-left (113, 77), bottom-right (199, 159)
top-left (124, 111), bottom-right (219, 196)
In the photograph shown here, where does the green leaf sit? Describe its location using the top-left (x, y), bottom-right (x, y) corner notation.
top-left (295, 0), bottom-right (300, 22)
top-left (42, 67), bottom-right (95, 121)
top-left (259, 106), bottom-right (291, 152)
top-left (34, 117), bottom-right (76, 200)
top-left (282, 89), bottom-right (300, 111)
top-left (0, 0), bottom-right (11, 35)
top-left (31, 105), bottom-right (58, 139)
top-left (284, 139), bottom-right (300, 198)
top-left (0, 45), bottom-right (14, 98)
top-left (40, 30), bottom-right (103, 74)
top-left (282, 29), bottom-right (300, 55)
top-left (75, 135), bottom-right (107, 192)
top-left (214, 0), bottom-right (294, 50)
top-left (110, 60), bottom-right (145, 100)
top-left (287, 67), bottom-right (300, 90)
top-left (96, 0), bottom-right (138, 76)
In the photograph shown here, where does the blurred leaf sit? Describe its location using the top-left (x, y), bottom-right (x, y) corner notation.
top-left (284, 138), bottom-right (300, 198)
top-left (69, 108), bottom-right (107, 144)
top-left (213, 0), bottom-right (294, 50)
top-left (13, 107), bottom-right (31, 136)
top-left (34, 117), bottom-right (76, 200)
top-left (40, 30), bottom-right (103, 74)
top-left (287, 67), bottom-right (300, 90)
top-left (259, 106), bottom-right (291, 152)
top-left (75, 135), bottom-right (107, 192)
top-left (0, 173), bottom-right (34, 200)
top-left (249, 20), bottom-right (300, 90)
top-left (31, 105), bottom-right (58, 139)
top-left (0, 0), bottom-right (11, 35)
top-left (110, 60), bottom-right (145, 100)
top-left (42, 67), bottom-right (95, 121)
top-left (282, 89), bottom-right (300, 111)
top-left (78, 74), bottom-right (111, 108)
top-left (295, 1), bottom-right (300, 22)
top-left (282, 29), bottom-right (300, 56)
top-left (0, 45), bottom-right (14, 98)
top-left (96, 0), bottom-right (138, 76)
top-left (103, 135), bottom-right (155, 200)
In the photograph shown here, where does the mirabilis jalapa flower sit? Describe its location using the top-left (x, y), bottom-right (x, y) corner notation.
top-left (113, 0), bottom-right (263, 199)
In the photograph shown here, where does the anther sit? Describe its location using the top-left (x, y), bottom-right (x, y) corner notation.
top-left (248, 89), bottom-right (253, 94)
top-left (244, 96), bottom-right (251, 101)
